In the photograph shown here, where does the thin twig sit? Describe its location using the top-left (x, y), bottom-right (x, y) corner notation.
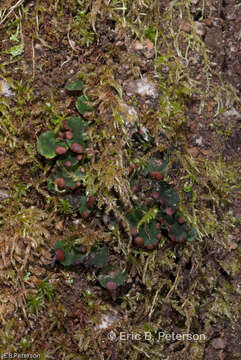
top-left (32, 37), bottom-right (35, 80)
top-left (0, 0), bottom-right (24, 26)
top-left (165, 265), bottom-right (181, 299)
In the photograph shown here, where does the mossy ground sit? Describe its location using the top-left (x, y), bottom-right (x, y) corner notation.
top-left (0, 1), bottom-right (240, 359)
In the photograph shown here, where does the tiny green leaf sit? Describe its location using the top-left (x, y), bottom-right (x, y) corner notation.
top-left (126, 208), bottom-right (161, 248)
top-left (158, 182), bottom-right (179, 210)
top-left (65, 81), bottom-right (83, 91)
top-left (186, 228), bottom-right (197, 241)
top-left (142, 157), bottom-right (169, 177)
top-left (53, 241), bottom-right (77, 266)
top-left (76, 95), bottom-right (93, 114)
top-left (78, 196), bottom-right (89, 213)
top-left (66, 116), bottom-right (87, 146)
top-left (98, 268), bottom-right (128, 289)
top-left (37, 131), bottom-right (61, 159)
top-left (86, 248), bottom-right (109, 268)
top-left (60, 251), bottom-right (77, 266)
top-left (48, 166), bottom-right (76, 192)
top-left (137, 206), bottom-right (158, 230)
top-left (7, 43), bottom-right (24, 57)
top-left (24, 272), bottom-right (31, 281)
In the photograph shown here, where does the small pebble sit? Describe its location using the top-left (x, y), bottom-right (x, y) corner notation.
top-left (192, 135), bottom-right (203, 147)
top-left (0, 80), bottom-right (14, 97)
top-left (195, 21), bottom-right (206, 36)
top-left (181, 22), bottom-right (191, 33)
top-left (223, 108), bottom-right (241, 120)
top-left (133, 41), bottom-right (144, 50)
top-left (124, 78), bottom-right (159, 98)
top-left (102, 214), bottom-right (110, 225)
top-left (0, 189), bottom-right (9, 200)
top-left (218, 351), bottom-right (226, 360)
top-left (211, 337), bottom-right (226, 350)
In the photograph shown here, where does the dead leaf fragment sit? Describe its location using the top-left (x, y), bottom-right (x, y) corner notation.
top-left (144, 39), bottom-right (154, 51)
top-left (211, 337), bottom-right (226, 350)
top-left (229, 242), bottom-right (238, 250)
top-left (133, 41), bottom-right (144, 51)
top-left (200, 149), bottom-right (215, 157)
top-left (188, 147), bottom-right (199, 157)
top-left (181, 22), bottom-right (191, 33)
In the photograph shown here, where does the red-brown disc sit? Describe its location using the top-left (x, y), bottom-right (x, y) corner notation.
top-left (131, 227), bottom-right (138, 236)
top-left (159, 198), bottom-right (166, 207)
top-left (81, 211), bottom-right (89, 219)
top-left (70, 143), bottom-right (83, 154)
top-left (156, 233), bottom-right (162, 240)
top-left (106, 281), bottom-right (117, 292)
top-left (152, 191), bottom-right (159, 200)
top-left (165, 207), bottom-right (175, 216)
top-left (87, 196), bottom-right (95, 209)
top-left (134, 236), bottom-right (144, 247)
top-left (55, 178), bottom-right (65, 187)
top-left (156, 222), bottom-right (161, 230)
top-left (55, 248), bottom-right (65, 261)
top-left (65, 131), bottom-right (73, 139)
top-left (170, 234), bottom-right (176, 241)
top-left (64, 161), bottom-right (72, 168)
top-left (56, 146), bottom-right (67, 155)
top-left (149, 171), bottom-right (163, 180)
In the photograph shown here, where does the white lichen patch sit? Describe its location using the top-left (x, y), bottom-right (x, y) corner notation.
top-left (124, 77), bottom-right (159, 98)
top-left (223, 108), bottom-right (241, 120)
top-left (95, 312), bottom-right (118, 330)
top-left (0, 189), bottom-right (9, 200)
top-left (139, 126), bottom-right (151, 142)
top-left (0, 80), bottom-right (14, 97)
top-left (116, 101), bottom-right (139, 137)
top-left (118, 101), bottom-right (138, 125)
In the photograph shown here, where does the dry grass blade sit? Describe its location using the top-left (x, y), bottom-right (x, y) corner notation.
top-left (0, 0), bottom-right (24, 26)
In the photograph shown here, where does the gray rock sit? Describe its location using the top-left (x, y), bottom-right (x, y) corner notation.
top-left (223, 108), bottom-right (241, 120)
top-left (0, 189), bottom-right (9, 200)
top-left (0, 80), bottom-right (14, 97)
top-left (192, 135), bottom-right (204, 147)
top-left (117, 101), bottom-right (139, 137)
top-left (124, 78), bottom-right (159, 98)
top-left (211, 337), bottom-right (226, 350)
top-left (195, 21), bottom-right (206, 36)
top-left (95, 312), bottom-right (117, 330)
